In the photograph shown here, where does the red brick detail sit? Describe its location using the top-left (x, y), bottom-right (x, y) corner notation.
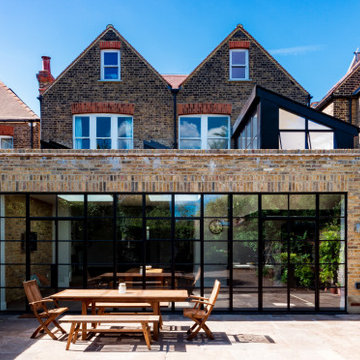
top-left (0, 125), bottom-right (14, 136)
top-left (177, 103), bottom-right (232, 116)
top-left (71, 102), bottom-right (135, 115)
top-left (229, 40), bottom-right (250, 49)
top-left (99, 41), bottom-right (121, 49)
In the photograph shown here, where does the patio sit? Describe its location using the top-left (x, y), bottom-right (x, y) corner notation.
top-left (1, 313), bottom-right (359, 360)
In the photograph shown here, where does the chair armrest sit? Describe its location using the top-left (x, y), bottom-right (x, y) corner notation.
top-left (190, 299), bottom-right (213, 306)
top-left (189, 295), bottom-right (208, 300)
top-left (29, 299), bottom-right (53, 306)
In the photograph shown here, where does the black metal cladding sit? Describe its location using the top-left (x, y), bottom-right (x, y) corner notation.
top-left (0, 192), bottom-right (347, 313)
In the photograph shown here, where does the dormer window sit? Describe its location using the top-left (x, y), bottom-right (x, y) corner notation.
top-left (101, 50), bottom-right (120, 81)
top-left (230, 49), bottom-right (249, 80)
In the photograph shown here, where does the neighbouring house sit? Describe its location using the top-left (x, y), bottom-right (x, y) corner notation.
top-left (315, 50), bottom-right (360, 128)
top-left (1, 25), bottom-right (360, 315)
top-left (0, 81), bottom-right (40, 149)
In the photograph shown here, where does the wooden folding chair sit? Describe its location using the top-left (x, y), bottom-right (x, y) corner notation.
top-left (23, 280), bottom-right (68, 340)
top-left (183, 279), bottom-right (220, 340)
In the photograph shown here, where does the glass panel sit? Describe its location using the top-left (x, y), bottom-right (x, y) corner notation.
top-left (58, 264), bottom-right (83, 288)
top-left (319, 287), bottom-right (345, 310)
top-left (2, 195), bottom-right (26, 217)
top-left (233, 195), bottom-right (258, 217)
top-left (3, 263), bottom-right (26, 310)
top-left (88, 195), bottom-right (113, 217)
top-left (207, 117), bottom-right (228, 137)
top-left (104, 67), bottom-right (119, 80)
top-left (233, 218), bottom-right (258, 240)
top-left (174, 265), bottom-right (200, 296)
top-left (117, 218), bottom-right (143, 240)
top-left (204, 241), bottom-right (227, 264)
top-left (262, 194), bottom-right (288, 216)
top-left (263, 241), bottom-right (287, 264)
top-left (30, 220), bottom-right (55, 243)
top-left (175, 241), bottom-right (200, 263)
top-left (87, 263), bottom-right (113, 289)
top-left (233, 288), bottom-right (258, 310)
top-left (204, 194), bottom-right (228, 217)
top-left (308, 120), bottom-right (331, 130)
top-left (145, 194), bottom-right (171, 217)
top-left (96, 117), bottom-right (111, 137)
top-left (233, 242), bottom-right (258, 273)
top-left (309, 132), bottom-right (334, 149)
top-left (319, 194), bottom-right (345, 217)
top-left (1, 138), bottom-right (13, 149)
top-left (30, 195), bottom-right (56, 217)
top-left (117, 195), bottom-right (143, 217)
top-left (175, 220), bottom-right (200, 240)
top-left (232, 51), bottom-right (246, 65)
top-left (279, 131), bottom-right (305, 149)
top-left (175, 194), bottom-right (201, 217)
top-left (96, 139), bottom-right (111, 149)
top-left (118, 139), bottom-right (132, 149)
top-left (88, 241), bottom-right (113, 264)
top-left (263, 288), bottom-right (287, 309)
top-left (232, 66), bottom-right (245, 79)
top-left (279, 109), bottom-right (305, 129)
top-left (262, 220), bottom-right (287, 241)
top-left (104, 52), bottom-right (118, 65)
top-left (179, 117), bottom-right (201, 138)
top-left (204, 265), bottom-right (229, 310)
top-left (290, 286), bottom-right (315, 310)
top-left (1, 218), bottom-right (25, 243)
top-left (288, 221), bottom-right (316, 263)
top-left (58, 195), bottom-right (84, 217)
top-left (117, 241), bottom-right (143, 263)
top-left (320, 218), bottom-right (345, 241)
top-left (320, 255), bottom-right (345, 290)
top-left (289, 194), bottom-right (316, 217)
top-left (88, 219), bottom-right (113, 241)
top-left (263, 265), bottom-right (287, 287)
top-left (75, 138), bottom-right (90, 149)
top-left (74, 116), bottom-right (89, 137)
top-left (118, 117), bottom-right (132, 137)
top-left (207, 139), bottom-right (228, 149)
top-left (146, 220), bottom-right (171, 240)
top-left (179, 139), bottom-right (201, 149)
top-left (146, 241), bottom-right (171, 263)
top-left (204, 218), bottom-right (228, 240)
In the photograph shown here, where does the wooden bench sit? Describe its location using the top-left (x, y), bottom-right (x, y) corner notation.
top-left (60, 315), bottom-right (160, 350)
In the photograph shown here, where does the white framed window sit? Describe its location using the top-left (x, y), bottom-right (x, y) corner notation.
top-left (229, 49), bottom-right (249, 81)
top-left (101, 50), bottom-right (120, 81)
top-left (179, 115), bottom-right (230, 149)
top-left (0, 136), bottom-right (13, 149)
top-left (73, 114), bottom-right (133, 149)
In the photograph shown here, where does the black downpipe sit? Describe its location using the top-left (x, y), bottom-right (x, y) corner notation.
top-left (171, 88), bottom-right (180, 149)
top-left (348, 98), bottom-right (352, 124)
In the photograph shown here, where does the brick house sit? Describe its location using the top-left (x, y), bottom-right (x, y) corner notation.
top-left (315, 50), bottom-right (360, 127)
top-left (1, 25), bottom-right (360, 314)
top-left (0, 81), bottom-right (40, 149)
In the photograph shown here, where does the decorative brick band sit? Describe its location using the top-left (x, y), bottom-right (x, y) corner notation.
top-left (99, 41), bottom-right (121, 49)
top-left (177, 103), bottom-right (232, 115)
top-left (229, 40), bottom-right (250, 49)
top-left (71, 102), bottom-right (135, 115)
top-left (0, 125), bottom-right (14, 136)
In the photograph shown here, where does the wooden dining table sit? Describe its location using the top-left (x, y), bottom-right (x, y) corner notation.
top-left (50, 288), bottom-right (188, 340)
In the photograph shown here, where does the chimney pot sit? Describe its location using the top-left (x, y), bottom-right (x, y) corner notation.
top-left (42, 56), bottom-right (51, 73)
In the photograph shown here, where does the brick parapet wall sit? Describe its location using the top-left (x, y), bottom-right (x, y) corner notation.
top-left (1, 149), bottom-right (360, 310)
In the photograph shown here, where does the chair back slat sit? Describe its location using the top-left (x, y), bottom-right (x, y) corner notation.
top-left (206, 279), bottom-right (221, 313)
top-left (23, 280), bottom-right (44, 310)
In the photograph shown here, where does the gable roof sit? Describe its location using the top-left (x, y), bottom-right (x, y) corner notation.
top-left (0, 81), bottom-right (39, 120)
top-left (178, 25), bottom-right (308, 95)
top-left (161, 74), bottom-right (188, 89)
top-left (42, 25), bottom-right (170, 96)
top-left (316, 53), bottom-right (360, 110)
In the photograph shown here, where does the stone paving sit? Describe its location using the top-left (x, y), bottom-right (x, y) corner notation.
top-left (1, 313), bottom-right (360, 360)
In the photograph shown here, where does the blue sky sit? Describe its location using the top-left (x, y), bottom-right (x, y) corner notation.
top-left (0, 0), bottom-right (359, 115)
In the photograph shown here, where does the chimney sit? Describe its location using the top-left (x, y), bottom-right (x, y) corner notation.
top-left (355, 50), bottom-right (360, 64)
top-left (36, 56), bottom-right (55, 94)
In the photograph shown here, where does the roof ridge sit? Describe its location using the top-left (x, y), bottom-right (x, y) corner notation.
top-left (0, 80), bottom-right (39, 119)
top-left (316, 59), bottom-right (360, 109)
top-left (42, 25), bottom-right (169, 96)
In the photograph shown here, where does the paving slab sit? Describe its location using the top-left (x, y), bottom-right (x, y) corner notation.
top-left (0, 313), bottom-right (359, 360)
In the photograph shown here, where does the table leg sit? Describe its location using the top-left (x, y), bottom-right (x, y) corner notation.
top-left (81, 301), bottom-right (88, 340)
top-left (151, 301), bottom-right (160, 340)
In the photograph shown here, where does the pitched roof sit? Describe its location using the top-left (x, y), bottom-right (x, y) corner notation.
top-left (316, 51), bottom-right (360, 109)
top-left (178, 25), bottom-right (308, 95)
top-left (42, 25), bottom-right (169, 96)
top-left (161, 74), bottom-right (188, 89)
top-left (0, 81), bottom-right (39, 120)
